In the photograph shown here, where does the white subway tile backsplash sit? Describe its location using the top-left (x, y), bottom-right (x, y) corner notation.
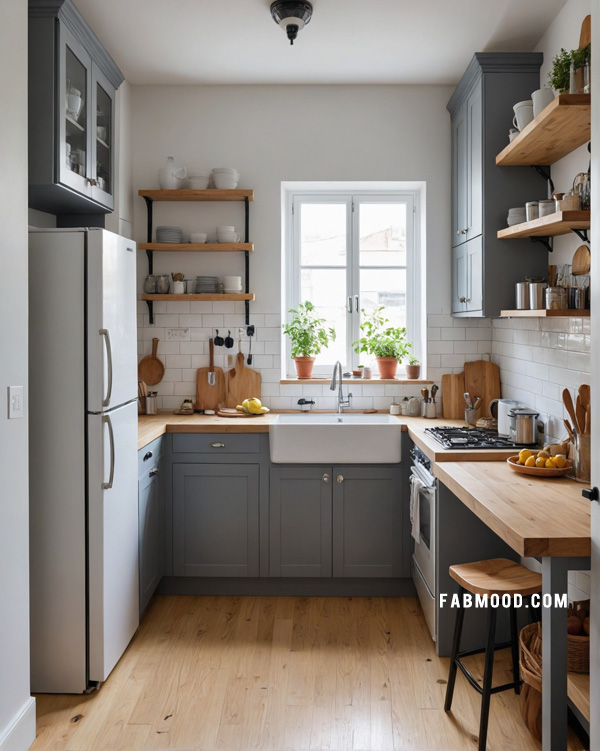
top-left (428, 340), bottom-right (454, 355)
top-left (166, 354), bottom-right (191, 368)
top-left (189, 301), bottom-right (213, 314)
top-left (428, 314), bottom-right (454, 327)
top-left (166, 301), bottom-right (191, 314)
top-left (441, 327), bottom-right (466, 341)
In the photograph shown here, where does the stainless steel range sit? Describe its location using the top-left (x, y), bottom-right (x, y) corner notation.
top-left (424, 426), bottom-right (533, 450)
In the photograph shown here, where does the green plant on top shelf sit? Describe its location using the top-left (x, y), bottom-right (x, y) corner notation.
top-left (548, 45), bottom-right (591, 93)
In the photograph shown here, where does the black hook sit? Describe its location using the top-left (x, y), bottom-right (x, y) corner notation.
top-left (224, 330), bottom-right (234, 348)
top-left (214, 329), bottom-right (224, 346)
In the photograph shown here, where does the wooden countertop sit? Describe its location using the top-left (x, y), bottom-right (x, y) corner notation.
top-left (138, 411), bottom-right (518, 461)
top-left (434, 461), bottom-right (591, 558)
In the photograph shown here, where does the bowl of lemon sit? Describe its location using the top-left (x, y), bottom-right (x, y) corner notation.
top-left (507, 447), bottom-right (572, 477)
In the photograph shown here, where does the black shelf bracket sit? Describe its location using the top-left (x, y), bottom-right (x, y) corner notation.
top-left (571, 228), bottom-right (590, 243)
top-left (529, 236), bottom-right (553, 253)
top-left (530, 165), bottom-right (554, 195)
top-left (143, 195), bottom-right (154, 323)
top-left (244, 196), bottom-right (250, 326)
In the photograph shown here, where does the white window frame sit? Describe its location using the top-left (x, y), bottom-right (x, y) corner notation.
top-left (282, 183), bottom-right (423, 378)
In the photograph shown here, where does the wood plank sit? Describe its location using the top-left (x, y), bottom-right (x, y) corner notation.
top-left (464, 360), bottom-right (501, 420)
top-left (141, 293), bottom-right (254, 301)
top-left (433, 461), bottom-right (591, 557)
top-left (495, 94), bottom-right (590, 166)
top-left (139, 242), bottom-right (254, 252)
top-left (497, 211), bottom-right (590, 239)
top-left (567, 672), bottom-right (590, 722)
top-left (441, 372), bottom-right (466, 419)
top-left (501, 309), bottom-right (591, 318)
top-left (138, 189), bottom-right (254, 202)
top-left (280, 377), bottom-right (434, 385)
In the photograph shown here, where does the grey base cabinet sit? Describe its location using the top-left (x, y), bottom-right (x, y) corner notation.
top-left (138, 438), bottom-right (164, 617)
top-left (172, 463), bottom-right (259, 577)
top-left (270, 465), bottom-right (403, 578)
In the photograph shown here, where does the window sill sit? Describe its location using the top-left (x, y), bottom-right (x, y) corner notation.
top-left (280, 377), bottom-right (434, 385)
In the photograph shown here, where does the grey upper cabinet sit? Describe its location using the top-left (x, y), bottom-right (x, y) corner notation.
top-left (28, 0), bottom-right (124, 216)
top-left (138, 440), bottom-right (164, 617)
top-left (332, 466), bottom-right (403, 578)
top-left (172, 463), bottom-right (260, 577)
top-left (447, 53), bottom-right (548, 317)
top-left (269, 467), bottom-right (333, 577)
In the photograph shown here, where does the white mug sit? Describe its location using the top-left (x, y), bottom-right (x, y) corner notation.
top-left (531, 87), bottom-right (554, 118)
top-left (172, 281), bottom-right (185, 294)
top-left (66, 93), bottom-right (82, 119)
top-left (512, 100), bottom-right (534, 131)
top-left (223, 276), bottom-right (242, 288)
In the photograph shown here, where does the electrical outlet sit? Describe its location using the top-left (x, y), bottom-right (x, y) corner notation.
top-left (8, 386), bottom-right (24, 419)
top-left (167, 328), bottom-right (190, 341)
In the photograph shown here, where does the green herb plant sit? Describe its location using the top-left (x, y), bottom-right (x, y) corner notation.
top-left (548, 45), bottom-right (591, 93)
top-left (353, 307), bottom-right (412, 361)
top-left (283, 301), bottom-right (336, 357)
top-left (408, 355), bottom-right (420, 366)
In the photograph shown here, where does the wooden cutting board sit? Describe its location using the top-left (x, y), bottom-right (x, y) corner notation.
top-left (195, 339), bottom-right (225, 411)
top-left (138, 337), bottom-right (165, 386)
top-left (226, 352), bottom-right (262, 408)
top-left (442, 372), bottom-right (466, 419)
top-left (464, 360), bottom-right (501, 420)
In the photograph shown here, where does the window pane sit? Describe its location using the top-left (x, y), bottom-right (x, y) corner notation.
top-left (360, 268), bottom-right (407, 329)
top-left (300, 268), bottom-right (347, 366)
top-left (301, 204), bottom-right (347, 267)
top-left (359, 203), bottom-right (406, 267)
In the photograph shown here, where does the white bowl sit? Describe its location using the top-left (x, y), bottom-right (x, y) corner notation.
top-left (213, 176), bottom-right (239, 189)
top-left (212, 167), bottom-right (239, 174)
top-left (217, 234), bottom-right (239, 243)
top-left (189, 232), bottom-right (207, 243)
top-left (224, 288), bottom-right (243, 294)
top-left (217, 225), bottom-right (235, 232)
top-left (188, 177), bottom-right (210, 190)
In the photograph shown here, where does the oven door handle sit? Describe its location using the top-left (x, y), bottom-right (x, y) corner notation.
top-left (410, 465), bottom-right (436, 489)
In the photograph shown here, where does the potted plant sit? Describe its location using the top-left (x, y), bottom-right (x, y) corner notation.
top-left (548, 45), bottom-right (590, 93)
top-left (405, 356), bottom-right (421, 380)
top-left (353, 307), bottom-right (411, 380)
top-left (283, 301), bottom-right (336, 379)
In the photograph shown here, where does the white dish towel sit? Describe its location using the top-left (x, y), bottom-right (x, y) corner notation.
top-left (409, 473), bottom-right (424, 542)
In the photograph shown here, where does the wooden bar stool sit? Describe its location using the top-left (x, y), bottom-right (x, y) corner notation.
top-left (444, 558), bottom-right (542, 751)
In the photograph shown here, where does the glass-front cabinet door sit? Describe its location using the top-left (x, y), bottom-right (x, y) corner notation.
top-left (59, 25), bottom-right (93, 199)
top-left (91, 65), bottom-right (115, 210)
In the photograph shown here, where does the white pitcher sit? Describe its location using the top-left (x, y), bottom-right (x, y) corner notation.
top-left (158, 156), bottom-right (187, 189)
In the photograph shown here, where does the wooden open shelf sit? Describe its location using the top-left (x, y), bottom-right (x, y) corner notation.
top-left (138, 189), bottom-right (254, 202)
top-left (139, 242), bottom-right (253, 252)
top-left (141, 293), bottom-right (254, 302)
top-left (500, 309), bottom-right (590, 318)
top-left (496, 94), bottom-right (590, 166)
top-left (497, 211), bottom-right (590, 239)
top-left (568, 672), bottom-right (589, 723)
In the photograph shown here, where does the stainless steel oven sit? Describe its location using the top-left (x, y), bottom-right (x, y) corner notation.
top-left (410, 447), bottom-right (437, 641)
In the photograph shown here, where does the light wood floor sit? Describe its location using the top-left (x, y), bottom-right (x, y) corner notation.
top-left (32, 595), bottom-right (585, 751)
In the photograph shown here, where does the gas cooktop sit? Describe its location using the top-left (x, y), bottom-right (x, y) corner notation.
top-left (424, 426), bottom-right (532, 450)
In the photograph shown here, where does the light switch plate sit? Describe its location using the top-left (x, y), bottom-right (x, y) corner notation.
top-left (8, 386), bottom-right (24, 419)
top-left (166, 328), bottom-right (190, 341)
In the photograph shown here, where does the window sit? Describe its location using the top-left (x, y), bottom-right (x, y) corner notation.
top-left (285, 188), bottom-right (421, 376)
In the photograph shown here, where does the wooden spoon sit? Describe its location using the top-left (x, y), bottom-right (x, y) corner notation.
top-left (562, 388), bottom-right (580, 433)
top-left (578, 383), bottom-right (590, 409)
top-left (576, 395), bottom-right (586, 436)
top-left (564, 418), bottom-right (575, 443)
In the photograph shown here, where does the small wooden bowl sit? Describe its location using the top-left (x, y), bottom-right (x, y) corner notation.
top-left (352, 370), bottom-right (362, 377)
top-left (507, 456), bottom-right (572, 478)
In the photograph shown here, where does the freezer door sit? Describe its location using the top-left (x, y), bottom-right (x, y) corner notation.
top-left (88, 401), bottom-right (139, 683)
top-left (87, 229), bottom-right (137, 412)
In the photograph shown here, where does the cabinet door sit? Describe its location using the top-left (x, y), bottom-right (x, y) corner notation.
top-left (58, 24), bottom-right (93, 199)
top-left (451, 101), bottom-right (468, 247)
top-left (172, 464), bottom-right (259, 577)
top-left (332, 466), bottom-right (403, 578)
top-left (90, 63), bottom-right (115, 210)
top-left (269, 467), bottom-right (332, 577)
top-left (466, 236), bottom-right (483, 313)
top-left (451, 244), bottom-right (468, 313)
top-left (138, 465), bottom-right (163, 616)
top-left (466, 85), bottom-right (483, 241)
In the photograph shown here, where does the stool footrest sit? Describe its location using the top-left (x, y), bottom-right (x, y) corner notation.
top-left (457, 639), bottom-right (514, 660)
top-left (455, 658), bottom-right (522, 696)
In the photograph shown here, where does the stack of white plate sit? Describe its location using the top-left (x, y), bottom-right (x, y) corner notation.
top-left (507, 207), bottom-right (527, 226)
top-left (195, 276), bottom-right (221, 293)
top-left (156, 225), bottom-right (183, 243)
top-left (212, 167), bottom-right (239, 189)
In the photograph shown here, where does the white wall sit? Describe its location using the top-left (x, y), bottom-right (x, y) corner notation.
top-left (0, 1), bottom-right (36, 749)
top-left (132, 83), bottom-right (487, 409)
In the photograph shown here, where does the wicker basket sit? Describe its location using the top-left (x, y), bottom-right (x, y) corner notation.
top-left (519, 622), bottom-right (542, 741)
top-left (567, 599), bottom-right (590, 674)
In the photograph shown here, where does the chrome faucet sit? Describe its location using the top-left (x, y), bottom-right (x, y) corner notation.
top-left (330, 361), bottom-right (352, 413)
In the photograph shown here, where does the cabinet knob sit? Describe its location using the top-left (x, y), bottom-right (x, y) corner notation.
top-left (456, 230), bottom-right (460, 236)
top-left (336, 475), bottom-right (344, 484)
top-left (461, 228), bottom-right (468, 234)
top-left (210, 442), bottom-right (226, 448)
top-left (459, 296), bottom-right (467, 303)
top-left (87, 178), bottom-right (98, 187)
top-left (322, 473), bottom-right (330, 483)
top-left (143, 451), bottom-right (153, 461)
top-left (149, 468), bottom-right (159, 477)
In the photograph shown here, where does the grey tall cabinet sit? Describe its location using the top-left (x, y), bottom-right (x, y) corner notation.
top-left (447, 53), bottom-right (548, 317)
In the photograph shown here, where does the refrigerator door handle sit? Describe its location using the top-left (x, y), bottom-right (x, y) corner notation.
top-left (100, 329), bottom-right (113, 407)
top-left (102, 415), bottom-right (115, 490)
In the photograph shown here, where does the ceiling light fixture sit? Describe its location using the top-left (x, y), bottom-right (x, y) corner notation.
top-left (270, 1), bottom-right (313, 45)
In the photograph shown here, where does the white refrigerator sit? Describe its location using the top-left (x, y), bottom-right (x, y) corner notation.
top-left (29, 228), bottom-right (139, 693)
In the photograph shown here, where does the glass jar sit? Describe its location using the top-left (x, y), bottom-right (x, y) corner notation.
top-left (545, 286), bottom-right (568, 310)
top-left (143, 275), bottom-right (157, 294)
top-left (145, 391), bottom-right (158, 415)
top-left (156, 274), bottom-right (170, 294)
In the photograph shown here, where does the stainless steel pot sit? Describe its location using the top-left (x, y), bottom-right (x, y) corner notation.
top-left (515, 282), bottom-right (530, 309)
top-left (528, 282), bottom-right (548, 310)
top-left (508, 407), bottom-right (539, 445)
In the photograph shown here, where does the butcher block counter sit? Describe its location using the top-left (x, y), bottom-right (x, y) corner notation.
top-left (138, 411), bottom-right (519, 459)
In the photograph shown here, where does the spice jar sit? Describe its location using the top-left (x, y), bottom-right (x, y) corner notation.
top-left (145, 391), bottom-right (158, 415)
top-left (545, 286), bottom-right (568, 310)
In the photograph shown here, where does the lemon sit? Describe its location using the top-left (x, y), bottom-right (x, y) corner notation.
top-left (243, 397), bottom-right (263, 415)
top-left (519, 449), bottom-right (533, 465)
top-left (545, 458), bottom-right (556, 469)
top-left (535, 456), bottom-right (547, 468)
top-left (537, 450), bottom-right (550, 460)
top-left (553, 455), bottom-right (568, 469)
top-left (525, 456), bottom-right (536, 467)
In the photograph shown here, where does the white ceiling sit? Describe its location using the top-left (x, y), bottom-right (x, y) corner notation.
top-left (75, 0), bottom-right (567, 86)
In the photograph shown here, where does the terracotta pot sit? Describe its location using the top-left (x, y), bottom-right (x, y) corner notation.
top-left (376, 357), bottom-right (398, 380)
top-left (405, 364), bottom-right (421, 380)
top-left (294, 356), bottom-right (316, 379)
